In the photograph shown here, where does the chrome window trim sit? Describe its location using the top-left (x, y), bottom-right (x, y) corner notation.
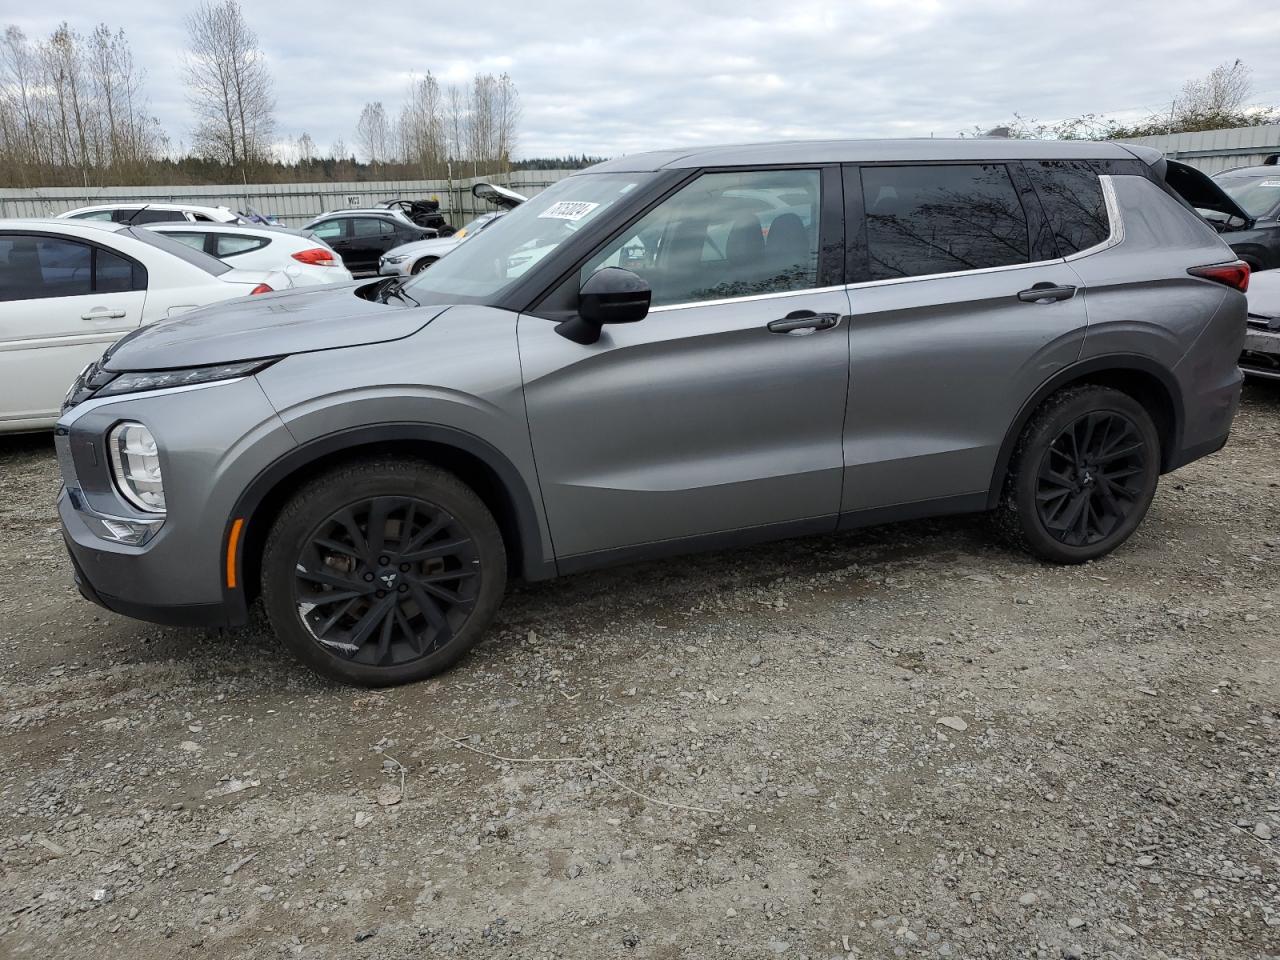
top-left (1063, 174), bottom-right (1123, 262)
top-left (648, 284), bottom-right (848, 313)
top-left (843, 256), bottom-right (1069, 291)
top-left (58, 377), bottom-right (249, 428)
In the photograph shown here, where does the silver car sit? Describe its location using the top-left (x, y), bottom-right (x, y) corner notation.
top-left (56, 139), bottom-right (1247, 687)
top-left (378, 212), bottom-right (506, 277)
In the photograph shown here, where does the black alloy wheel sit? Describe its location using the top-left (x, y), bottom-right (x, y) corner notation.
top-left (1034, 411), bottom-right (1149, 546)
top-left (999, 384), bottom-right (1160, 564)
top-left (294, 496), bottom-right (480, 666)
top-left (262, 460), bottom-right (506, 686)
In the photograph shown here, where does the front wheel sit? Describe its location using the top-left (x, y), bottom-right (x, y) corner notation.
top-left (999, 385), bottom-right (1161, 564)
top-left (261, 460), bottom-right (506, 686)
top-left (411, 257), bottom-right (437, 274)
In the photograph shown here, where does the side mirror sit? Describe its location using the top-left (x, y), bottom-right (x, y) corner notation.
top-left (556, 267), bottom-right (651, 345)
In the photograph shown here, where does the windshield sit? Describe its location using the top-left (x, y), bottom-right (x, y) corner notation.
top-left (1212, 173), bottom-right (1280, 219)
top-left (403, 173), bottom-right (653, 303)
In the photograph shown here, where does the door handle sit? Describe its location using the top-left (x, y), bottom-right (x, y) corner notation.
top-left (1017, 283), bottom-right (1077, 303)
top-left (767, 311), bottom-right (842, 335)
top-left (81, 308), bottom-right (127, 321)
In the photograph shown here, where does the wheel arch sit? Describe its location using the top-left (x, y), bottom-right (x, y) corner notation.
top-left (985, 355), bottom-right (1184, 509)
top-left (225, 423), bottom-right (555, 623)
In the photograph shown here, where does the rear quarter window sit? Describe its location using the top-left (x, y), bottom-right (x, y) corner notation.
top-left (1024, 161), bottom-right (1110, 256)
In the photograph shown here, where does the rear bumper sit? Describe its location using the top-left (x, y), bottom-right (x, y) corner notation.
top-left (1241, 327), bottom-right (1280, 380)
top-left (1165, 367), bottom-right (1241, 472)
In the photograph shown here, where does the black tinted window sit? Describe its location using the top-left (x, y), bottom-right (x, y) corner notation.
top-left (0, 235), bottom-right (91, 300)
top-left (1025, 161), bottom-right (1109, 256)
top-left (128, 209), bottom-right (187, 224)
top-left (95, 248), bottom-right (138, 292)
top-left (351, 218), bottom-right (394, 238)
top-left (861, 164), bottom-right (1029, 280)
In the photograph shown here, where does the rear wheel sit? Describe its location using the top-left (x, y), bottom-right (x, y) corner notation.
top-left (411, 257), bottom-right (437, 274)
top-left (261, 459), bottom-right (506, 686)
top-left (999, 385), bottom-right (1160, 563)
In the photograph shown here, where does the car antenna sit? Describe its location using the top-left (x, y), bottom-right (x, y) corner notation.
top-left (123, 204), bottom-right (151, 224)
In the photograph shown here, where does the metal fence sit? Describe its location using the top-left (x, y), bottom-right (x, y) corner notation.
top-left (1114, 124), bottom-right (1280, 175)
top-left (0, 169), bottom-right (578, 227)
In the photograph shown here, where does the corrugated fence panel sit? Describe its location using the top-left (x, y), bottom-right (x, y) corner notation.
top-left (0, 171), bottom-right (577, 226)
top-left (1115, 124), bottom-right (1280, 174)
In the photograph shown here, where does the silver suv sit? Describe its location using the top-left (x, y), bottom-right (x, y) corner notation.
top-left (56, 139), bottom-right (1249, 686)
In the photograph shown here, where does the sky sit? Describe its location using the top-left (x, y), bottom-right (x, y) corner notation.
top-left (5, 0), bottom-right (1280, 159)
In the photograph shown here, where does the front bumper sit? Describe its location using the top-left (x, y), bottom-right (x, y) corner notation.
top-left (1241, 326), bottom-right (1280, 380)
top-left (55, 376), bottom-right (297, 631)
top-left (378, 258), bottom-right (411, 277)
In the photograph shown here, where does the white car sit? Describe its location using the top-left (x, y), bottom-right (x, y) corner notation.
top-left (58, 202), bottom-right (246, 226)
top-left (144, 223), bottom-right (353, 286)
top-left (0, 219), bottom-right (293, 432)
top-left (378, 212), bottom-right (506, 276)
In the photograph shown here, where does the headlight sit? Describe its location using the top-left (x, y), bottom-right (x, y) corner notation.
top-left (384, 255), bottom-right (408, 264)
top-left (108, 422), bottom-right (165, 513)
top-left (94, 359), bottom-right (276, 398)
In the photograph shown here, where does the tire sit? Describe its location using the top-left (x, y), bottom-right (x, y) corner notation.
top-left (261, 459), bottom-right (506, 686)
top-left (997, 385), bottom-right (1160, 564)
top-left (411, 257), bottom-right (437, 275)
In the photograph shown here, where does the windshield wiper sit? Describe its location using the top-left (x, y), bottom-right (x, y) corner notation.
top-left (376, 277), bottom-right (418, 306)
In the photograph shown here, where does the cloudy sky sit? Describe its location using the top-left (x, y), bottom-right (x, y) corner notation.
top-left (6, 0), bottom-right (1280, 158)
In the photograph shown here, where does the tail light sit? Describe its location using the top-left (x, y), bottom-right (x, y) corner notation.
top-left (292, 247), bottom-right (338, 266)
top-left (1188, 260), bottom-right (1250, 292)
top-left (249, 283), bottom-right (273, 295)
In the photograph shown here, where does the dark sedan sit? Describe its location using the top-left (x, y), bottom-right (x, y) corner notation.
top-left (1207, 163), bottom-right (1280, 272)
top-left (302, 211), bottom-right (438, 274)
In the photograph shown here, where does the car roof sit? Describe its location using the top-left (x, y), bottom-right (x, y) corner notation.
top-left (63, 202), bottom-right (233, 213)
top-left (582, 137), bottom-right (1153, 173)
top-left (1215, 165), bottom-right (1280, 178)
top-left (145, 222), bottom-right (290, 236)
top-left (0, 217), bottom-right (125, 234)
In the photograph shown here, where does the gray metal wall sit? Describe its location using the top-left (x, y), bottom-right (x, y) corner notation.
top-left (0, 170), bottom-right (577, 226)
top-left (1114, 124), bottom-right (1280, 175)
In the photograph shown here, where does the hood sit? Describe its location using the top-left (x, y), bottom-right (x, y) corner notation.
top-left (1247, 269), bottom-right (1280, 328)
top-left (471, 182), bottom-right (527, 210)
top-left (105, 281), bottom-right (447, 371)
top-left (1162, 159), bottom-right (1254, 222)
top-left (383, 235), bottom-right (461, 259)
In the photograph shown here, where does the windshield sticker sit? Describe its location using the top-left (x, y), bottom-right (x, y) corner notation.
top-left (539, 201), bottom-right (600, 221)
top-left (1260, 180), bottom-right (1280, 188)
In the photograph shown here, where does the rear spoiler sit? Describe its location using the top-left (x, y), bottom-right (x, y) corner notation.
top-left (472, 182), bottom-right (527, 210)
top-left (1122, 145), bottom-right (1253, 223)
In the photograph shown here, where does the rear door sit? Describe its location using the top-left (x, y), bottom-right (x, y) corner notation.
top-left (346, 218), bottom-right (398, 272)
top-left (839, 161), bottom-right (1089, 516)
top-left (519, 166), bottom-right (850, 562)
top-left (0, 232), bottom-right (146, 426)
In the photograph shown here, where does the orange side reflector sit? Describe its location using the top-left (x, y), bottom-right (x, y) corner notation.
top-left (226, 518), bottom-right (245, 589)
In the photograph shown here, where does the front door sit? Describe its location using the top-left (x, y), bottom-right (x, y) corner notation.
top-left (519, 167), bottom-right (850, 562)
top-left (0, 233), bottom-right (145, 427)
top-left (839, 162), bottom-right (1090, 514)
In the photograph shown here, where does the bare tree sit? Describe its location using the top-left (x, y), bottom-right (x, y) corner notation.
top-left (356, 101), bottom-right (392, 168)
top-left (296, 131), bottom-right (315, 162)
top-left (184, 0), bottom-right (274, 178)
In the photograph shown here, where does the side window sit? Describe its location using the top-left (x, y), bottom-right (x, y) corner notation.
top-left (214, 234), bottom-right (269, 257)
top-left (380, 220), bottom-right (397, 236)
top-left (351, 218), bottom-right (389, 239)
top-left (0, 235), bottom-right (91, 300)
top-left (312, 220), bottom-right (345, 241)
top-left (583, 169), bottom-right (822, 308)
top-left (162, 232), bottom-right (207, 253)
top-left (94, 247), bottom-right (141, 292)
top-left (130, 209), bottom-right (186, 224)
top-left (861, 164), bottom-right (1030, 280)
top-left (1024, 161), bottom-right (1110, 256)
top-left (69, 210), bottom-right (115, 221)
top-left (190, 213), bottom-right (216, 222)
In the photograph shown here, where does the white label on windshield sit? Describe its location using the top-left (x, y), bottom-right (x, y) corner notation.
top-left (539, 201), bottom-right (600, 221)
top-left (1260, 180), bottom-right (1280, 187)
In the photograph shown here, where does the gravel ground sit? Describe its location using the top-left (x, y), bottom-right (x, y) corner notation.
top-left (1, 381), bottom-right (1278, 960)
